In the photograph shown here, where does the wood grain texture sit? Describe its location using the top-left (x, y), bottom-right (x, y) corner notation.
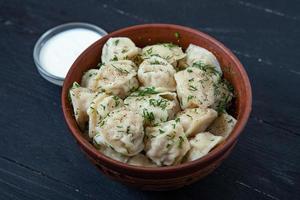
top-left (0, 0), bottom-right (299, 199)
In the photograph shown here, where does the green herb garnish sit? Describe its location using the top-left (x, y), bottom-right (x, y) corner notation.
top-left (133, 87), bottom-right (159, 96)
top-left (216, 94), bottom-right (230, 113)
top-left (162, 43), bottom-right (177, 49)
top-left (146, 47), bottom-right (153, 55)
top-left (187, 95), bottom-right (194, 101)
top-left (97, 63), bottom-right (104, 68)
top-left (126, 126), bottom-right (130, 134)
top-left (178, 136), bottom-right (184, 148)
top-left (149, 98), bottom-right (168, 110)
top-left (99, 120), bottom-right (105, 127)
top-left (159, 129), bottom-right (165, 134)
top-left (143, 109), bottom-right (155, 123)
top-left (111, 64), bottom-right (129, 74)
top-left (149, 60), bottom-right (161, 65)
top-left (72, 82), bottom-right (80, 88)
top-left (189, 85), bottom-right (198, 91)
top-left (192, 61), bottom-right (221, 76)
top-left (100, 104), bottom-right (106, 110)
top-left (114, 39), bottom-right (119, 46)
top-left (111, 55), bottom-right (118, 61)
top-left (112, 96), bottom-right (121, 107)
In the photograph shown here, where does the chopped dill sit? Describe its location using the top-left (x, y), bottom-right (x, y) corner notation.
top-left (189, 85), bottom-right (198, 91)
top-left (111, 64), bottom-right (129, 74)
top-left (133, 87), bottom-right (159, 96)
top-left (178, 136), bottom-right (184, 148)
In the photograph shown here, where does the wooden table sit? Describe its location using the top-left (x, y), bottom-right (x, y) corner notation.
top-left (0, 0), bottom-right (299, 199)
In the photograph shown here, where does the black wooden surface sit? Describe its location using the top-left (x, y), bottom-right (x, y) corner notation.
top-left (0, 0), bottom-right (299, 199)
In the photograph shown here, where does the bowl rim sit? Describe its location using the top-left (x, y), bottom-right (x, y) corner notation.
top-left (62, 23), bottom-right (252, 174)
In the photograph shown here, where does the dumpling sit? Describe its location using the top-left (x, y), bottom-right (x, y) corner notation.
top-left (83, 60), bottom-right (139, 98)
top-left (124, 89), bottom-right (180, 126)
top-left (87, 94), bottom-right (123, 138)
top-left (145, 120), bottom-right (190, 166)
top-left (138, 56), bottom-right (176, 92)
top-left (69, 82), bottom-right (97, 130)
top-left (95, 108), bottom-right (144, 156)
top-left (93, 136), bottom-right (129, 163)
top-left (81, 69), bottom-right (100, 90)
top-left (101, 37), bottom-right (140, 63)
top-left (98, 60), bottom-right (139, 98)
top-left (142, 43), bottom-right (186, 67)
top-left (179, 44), bottom-right (222, 74)
top-left (176, 108), bottom-right (218, 137)
top-left (185, 132), bottom-right (223, 162)
top-left (174, 67), bottom-right (233, 110)
top-left (208, 113), bottom-right (237, 140)
top-left (127, 154), bottom-right (156, 167)
top-left (212, 80), bottom-right (234, 113)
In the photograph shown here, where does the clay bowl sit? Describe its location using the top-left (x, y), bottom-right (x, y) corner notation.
top-left (62, 24), bottom-right (252, 190)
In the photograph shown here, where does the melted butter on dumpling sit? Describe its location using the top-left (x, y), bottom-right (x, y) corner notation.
top-left (87, 94), bottom-right (123, 138)
top-left (145, 120), bottom-right (190, 166)
top-left (185, 132), bottom-right (223, 162)
top-left (124, 89), bottom-right (180, 126)
top-left (69, 83), bottom-right (97, 130)
top-left (142, 43), bottom-right (186, 67)
top-left (101, 37), bottom-right (140, 63)
top-left (138, 56), bottom-right (176, 92)
top-left (176, 108), bottom-right (218, 137)
top-left (95, 107), bottom-right (144, 156)
top-left (179, 44), bottom-right (222, 74)
top-left (174, 67), bottom-right (232, 110)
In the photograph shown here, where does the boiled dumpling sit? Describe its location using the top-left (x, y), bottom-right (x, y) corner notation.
top-left (69, 83), bottom-right (97, 130)
top-left (174, 67), bottom-right (232, 110)
top-left (86, 60), bottom-right (139, 98)
top-left (185, 132), bottom-right (223, 161)
top-left (176, 108), bottom-right (218, 137)
top-left (212, 80), bottom-right (234, 112)
top-left (142, 43), bottom-right (186, 66)
top-left (145, 120), bottom-right (190, 166)
top-left (93, 136), bottom-right (129, 163)
top-left (101, 37), bottom-right (140, 63)
top-left (179, 44), bottom-right (221, 74)
top-left (97, 60), bottom-right (139, 98)
top-left (127, 154), bottom-right (156, 167)
top-left (81, 69), bottom-right (100, 90)
top-left (124, 89), bottom-right (180, 126)
top-left (95, 107), bottom-right (144, 156)
top-left (138, 56), bottom-right (176, 91)
top-left (87, 94), bottom-right (123, 138)
top-left (208, 113), bottom-right (237, 140)
top-left (81, 60), bottom-right (139, 98)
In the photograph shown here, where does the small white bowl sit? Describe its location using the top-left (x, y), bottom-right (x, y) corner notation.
top-left (33, 22), bottom-right (107, 86)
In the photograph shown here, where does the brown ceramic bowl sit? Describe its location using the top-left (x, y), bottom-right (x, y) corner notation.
top-left (61, 24), bottom-right (252, 190)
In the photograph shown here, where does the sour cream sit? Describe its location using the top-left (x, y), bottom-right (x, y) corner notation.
top-left (39, 28), bottom-right (101, 78)
top-left (34, 23), bottom-right (107, 85)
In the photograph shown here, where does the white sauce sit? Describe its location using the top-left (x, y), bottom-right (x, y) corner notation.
top-left (39, 28), bottom-right (102, 78)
